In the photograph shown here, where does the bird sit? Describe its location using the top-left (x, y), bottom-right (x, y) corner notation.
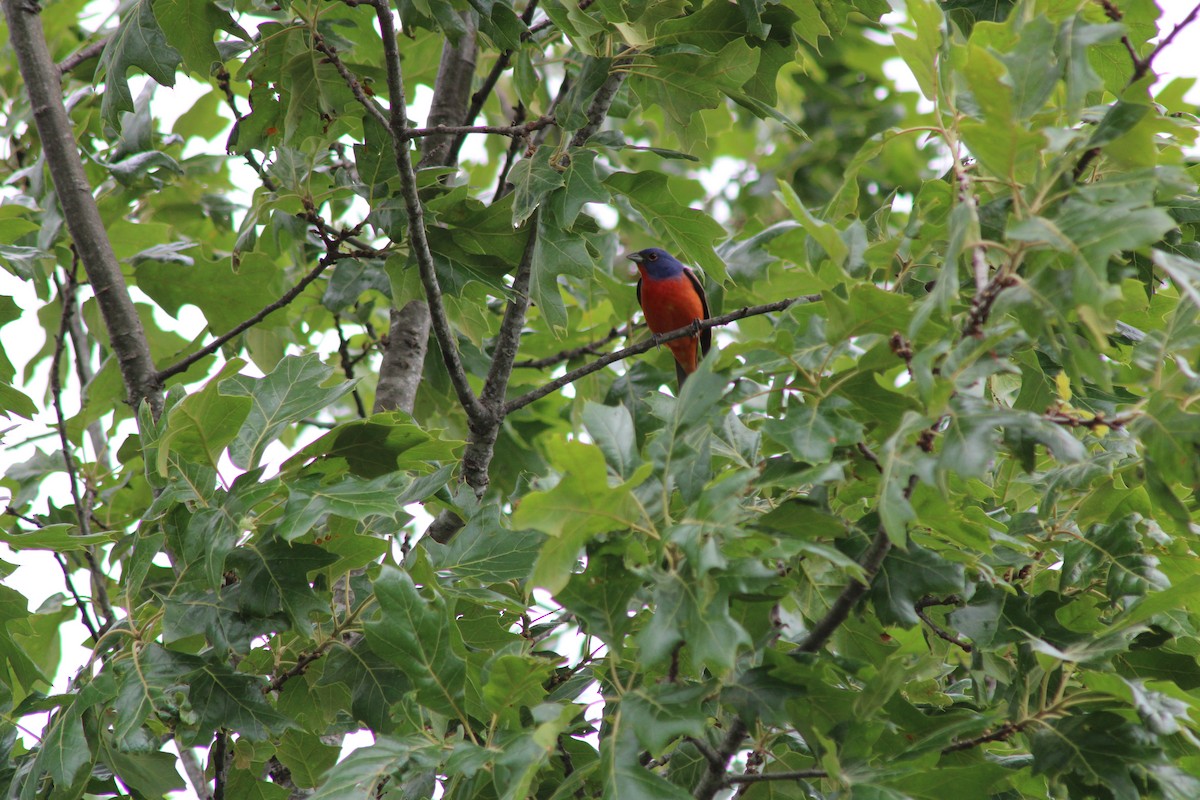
top-left (627, 247), bottom-right (712, 389)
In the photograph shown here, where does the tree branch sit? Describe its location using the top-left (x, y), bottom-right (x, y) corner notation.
top-left (514, 324), bottom-right (627, 369)
top-left (177, 742), bottom-right (212, 800)
top-left (569, 52), bottom-right (631, 147)
top-left (155, 257), bottom-right (336, 383)
top-left (57, 36), bottom-right (108, 76)
top-left (795, 469), bottom-right (919, 654)
top-left (1076, 0), bottom-right (1200, 181)
top-left (405, 115), bottom-right (556, 141)
top-left (374, 301), bottom-right (431, 414)
top-left (4, 0), bottom-right (162, 415)
top-left (504, 296), bottom-right (820, 415)
top-left (418, 10), bottom-right (478, 168)
top-left (725, 769), bottom-right (828, 785)
top-left (50, 270), bottom-right (115, 629)
top-left (914, 595), bottom-right (971, 652)
top-left (368, 0), bottom-right (484, 421)
top-left (449, 0), bottom-right (542, 161)
top-left (691, 718), bottom-right (748, 800)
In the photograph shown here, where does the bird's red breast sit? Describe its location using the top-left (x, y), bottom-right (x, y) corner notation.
top-left (636, 267), bottom-right (710, 375)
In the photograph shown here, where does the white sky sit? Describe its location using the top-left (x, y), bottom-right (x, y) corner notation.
top-left (0, 4), bottom-right (1199, 797)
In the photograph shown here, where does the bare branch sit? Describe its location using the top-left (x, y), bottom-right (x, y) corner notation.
top-left (1076, 1), bottom-right (1200, 181)
top-left (504, 296), bottom-right (820, 415)
top-left (374, 301), bottom-right (431, 414)
top-left (369, 0), bottom-right (484, 420)
top-left (450, 0), bottom-right (543, 160)
top-left (569, 52), bottom-right (631, 147)
top-left (4, 0), bottom-right (162, 415)
top-left (53, 554), bottom-right (100, 641)
top-left (418, 10), bottom-right (478, 168)
top-left (962, 273), bottom-right (1018, 338)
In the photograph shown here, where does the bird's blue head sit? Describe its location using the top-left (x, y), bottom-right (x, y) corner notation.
top-left (626, 247), bottom-right (685, 280)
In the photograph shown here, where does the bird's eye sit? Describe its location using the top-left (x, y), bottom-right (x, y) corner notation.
top-left (647, 252), bottom-right (658, 261)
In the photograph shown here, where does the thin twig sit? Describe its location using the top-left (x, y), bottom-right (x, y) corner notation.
top-left (514, 325), bottom-right (627, 369)
top-left (914, 595), bottom-right (972, 652)
top-left (404, 115), bottom-right (556, 140)
top-left (333, 314), bottom-right (368, 419)
top-left (1076, 0), bottom-right (1200, 181)
top-left (57, 37), bottom-right (109, 75)
top-left (155, 257), bottom-right (336, 382)
top-left (725, 769), bottom-right (828, 785)
top-left (941, 720), bottom-right (1027, 753)
top-left (51, 270), bottom-right (115, 628)
top-left (53, 553), bottom-right (100, 641)
top-left (795, 472), bottom-right (919, 654)
top-left (962, 273), bottom-right (1018, 338)
top-left (504, 296), bottom-right (820, 415)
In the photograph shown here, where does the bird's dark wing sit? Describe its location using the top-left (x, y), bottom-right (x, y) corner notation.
top-left (683, 267), bottom-right (712, 356)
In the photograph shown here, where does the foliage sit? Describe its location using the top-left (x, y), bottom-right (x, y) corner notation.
top-left (1, 0), bottom-right (1200, 798)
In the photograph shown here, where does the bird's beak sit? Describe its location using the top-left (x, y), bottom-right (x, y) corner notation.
top-left (625, 252), bottom-right (644, 264)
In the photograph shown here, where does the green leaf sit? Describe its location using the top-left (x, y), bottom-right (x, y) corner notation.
top-left (278, 470), bottom-right (438, 541)
top-left (600, 710), bottom-right (692, 799)
top-left (320, 644), bottom-right (411, 733)
top-left (531, 214), bottom-right (593, 336)
top-left (582, 401), bottom-right (637, 479)
top-left (159, 359), bottom-right (252, 473)
top-left (221, 354), bottom-right (355, 469)
top-left (557, 554), bottom-right (640, 653)
top-left (0, 379), bottom-right (37, 420)
top-left (189, 663), bottom-right (295, 739)
top-left (871, 543), bottom-right (966, 627)
top-left (429, 505), bottom-right (545, 584)
top-left (283, 412), bottom-right (460, 478)
top-left (153, 0), bottom-right (241, 74)
top-left (776, 180), bottom-right (848, 267)
top-left (892, 0), bottom-right (942, 100)
top-left (275, 730), bottom-right (341, 789)
top-left (227, 540), bottom-right (337, 636)
top-left (517, 440), bottom-right (646, 594)
top-left (482, 655), bottom-right (553, 727)
top-left (98, 0), bottom-right (182, 127)
top-left (0, 523), bottom-right (121, 551)
top-left (509, 147), bottom-right (566, 226)
top-left (365, 566), bottom-right (467, 719)
top-left (762, 396), bottom-right (863, 464)
top-left (605, 171), bottom-right (728, 281)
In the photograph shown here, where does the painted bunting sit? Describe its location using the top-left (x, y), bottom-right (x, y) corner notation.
top-left (627, 247), bottom-right (712, 388)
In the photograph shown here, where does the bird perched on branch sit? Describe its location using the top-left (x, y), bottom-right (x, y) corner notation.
top-left (628, 247), bottom-right (712, 389)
